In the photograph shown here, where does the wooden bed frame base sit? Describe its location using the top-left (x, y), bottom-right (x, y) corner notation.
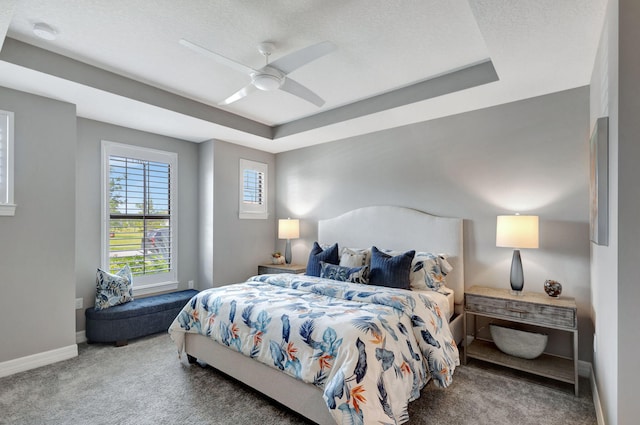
top-left (184, 314), bottom-right (464, 425)
top-left (185, 332), bottom-right (335, 425)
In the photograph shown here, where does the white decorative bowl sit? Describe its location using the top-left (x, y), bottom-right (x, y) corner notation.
top-left (489, 324), bottom-right (548, 359)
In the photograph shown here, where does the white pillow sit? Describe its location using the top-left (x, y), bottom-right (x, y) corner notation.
top-left (410, 253), bottom-right (452, 291)
top-left (339, 247), bottom-right (370, 267)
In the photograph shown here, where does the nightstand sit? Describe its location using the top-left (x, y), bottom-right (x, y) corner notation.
top-left (464, 285), bottom-right (578, 395)
top-left (258, 264), bottom-right (306, 275)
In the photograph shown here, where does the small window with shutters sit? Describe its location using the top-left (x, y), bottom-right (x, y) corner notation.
top-left (239, 158), bottom-right (268, 219)
top-left (101, 141), bottom-right (178, 294)
top-left (0, 110), bottom-right (15, 216)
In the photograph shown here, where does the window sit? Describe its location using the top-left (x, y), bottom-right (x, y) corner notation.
top-left (102, 141), bottom-right (177, 294)
top-left (0, 110), bottom-right (15, 216)
top-left (239, 158), bottom-right (268, 219)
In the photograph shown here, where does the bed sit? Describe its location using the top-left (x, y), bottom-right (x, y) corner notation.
top-left (169, 206), bottom-right (464, 424)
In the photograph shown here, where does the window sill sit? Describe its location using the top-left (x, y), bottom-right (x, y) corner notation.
top-left (239, 212), bottom-right (268, 219)
top-left (0, 204), bottom-right (16, 216)
top-left (133, 280), bottom-right (178, 297)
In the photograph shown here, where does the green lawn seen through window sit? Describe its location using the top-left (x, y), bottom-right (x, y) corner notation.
top-left (108, 227), bottom-right (169, 275)
top-left (109, 228), bottom-right (144, 252)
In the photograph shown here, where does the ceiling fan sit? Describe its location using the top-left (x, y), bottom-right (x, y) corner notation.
top-left (179, 38), bottom-right (336, 107)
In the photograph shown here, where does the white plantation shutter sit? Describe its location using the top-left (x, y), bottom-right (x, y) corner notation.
top-left (108, 155), bottom-right (172, 275)
top-left (243, 168), bottom-right (264, 205)
top-left (0, 110), bottom-right (15, 216)
top-left (239, 159), bottom-right (268, 219)
top-left (102, 141), bottom-right (177, 291)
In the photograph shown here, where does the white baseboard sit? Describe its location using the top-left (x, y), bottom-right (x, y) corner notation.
top-left (76, 331), bottom-right (87, 344)
top-left (578, 360), bottom-right (591, 377)
top-left (588, 363), bottom-right (606, 425)
top-left (577, 361), bottom-right (605, 425)
top-left (0, 344), bottom-right (78, 378)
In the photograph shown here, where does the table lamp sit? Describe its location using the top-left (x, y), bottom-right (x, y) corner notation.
top-left (496, 215), bottom-right (539, 294)
top-left (278, 218), bottom-right (300, 264)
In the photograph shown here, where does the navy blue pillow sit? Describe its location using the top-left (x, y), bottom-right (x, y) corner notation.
top-left (369, 246), bottom-right (415, 289)
top-left (306, 242), bottom-right (339, 277)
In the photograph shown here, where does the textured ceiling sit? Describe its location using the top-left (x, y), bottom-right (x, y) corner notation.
top-left (0, 0), bottom-right (607, 153)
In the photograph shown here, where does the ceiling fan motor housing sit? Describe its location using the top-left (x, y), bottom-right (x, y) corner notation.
top-left (251, 67), bottom-right (284, 91)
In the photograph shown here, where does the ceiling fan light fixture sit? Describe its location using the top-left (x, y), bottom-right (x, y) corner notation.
top-left (252, 73), bottom-right (282, 91)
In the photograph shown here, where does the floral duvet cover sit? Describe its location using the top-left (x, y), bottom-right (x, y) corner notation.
top-left (168, 274), bottom-right (459, 425)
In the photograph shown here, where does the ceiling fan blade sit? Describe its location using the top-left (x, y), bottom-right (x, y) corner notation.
top-left (179, 38), bottom-right (257, 76)
top-left (219, 84), bottom-right (257, 105)
top-left (280, 78), bottom-right (325, 107)
top-left (270, 41), bottom-right (336, 75)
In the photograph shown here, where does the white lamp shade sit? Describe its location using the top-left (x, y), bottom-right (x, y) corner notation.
top-left (496, 215), bottom-right (539, 249)
top-left (278, 219), bottom-right (300, 239)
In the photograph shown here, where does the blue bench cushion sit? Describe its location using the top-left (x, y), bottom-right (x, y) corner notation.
top-left (85, 289), bottom-right (198, 343)
top-left (86, 289), bottom-right (198, 320)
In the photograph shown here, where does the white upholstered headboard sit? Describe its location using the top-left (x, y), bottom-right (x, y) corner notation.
top-left (318, 206), bottom-right (464, 306)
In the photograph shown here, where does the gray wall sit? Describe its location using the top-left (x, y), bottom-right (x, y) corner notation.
top-left (617, 0), bottom-right (640, 422)
top-left (590, 1), bottom-right (640, 423)
top-left (200, 139), bottom-right (276, 288)
top-left (75, 118), bottom-right (199, 332)
top-left (0, 87), bottom-right (77, 362)
top-left (198, 140), bottom-right (214, 289)
top-left (590, 0), bottom-right (618, 422)
top-left (276, 87), bottom-right (593, 361)
top-left (0, 84), bottom-right (273, 357)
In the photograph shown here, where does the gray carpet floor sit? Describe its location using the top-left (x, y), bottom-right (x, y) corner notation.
top-left (0, 333), bottom-right (597, 425)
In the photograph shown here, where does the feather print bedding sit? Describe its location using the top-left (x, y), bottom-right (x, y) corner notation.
top-left (169, 274), bottom-right (459, 425)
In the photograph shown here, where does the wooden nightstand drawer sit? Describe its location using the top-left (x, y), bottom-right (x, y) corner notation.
top-left (258, 264), bottom-right (306, 275)
top-left (466, 293), bottom-right (576, 329)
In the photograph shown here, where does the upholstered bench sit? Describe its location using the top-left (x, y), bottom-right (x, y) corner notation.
top-left (85, 289), bottom-right (198, 346)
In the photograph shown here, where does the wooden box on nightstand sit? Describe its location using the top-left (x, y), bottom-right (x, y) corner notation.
top-left (258, 264), bottom-right (306, 275)
top-left (463, 285), bottom-right (578, 395)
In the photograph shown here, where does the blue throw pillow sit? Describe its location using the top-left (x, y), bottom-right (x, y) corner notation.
top-left (306, 242), bottom-right (339, 277)
top-left (320, 262), bottom-right (369, 284)
top-left (369, 246), bottom-right (415, 289)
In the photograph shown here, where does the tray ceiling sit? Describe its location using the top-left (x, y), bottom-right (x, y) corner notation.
top-left (0, 0), bottom-right (606, 152)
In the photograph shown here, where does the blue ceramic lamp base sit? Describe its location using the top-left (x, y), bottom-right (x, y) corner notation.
top-left (284, 239), bottom-right (292, 264)
top-left (510, 249), bottom-right (524, 295)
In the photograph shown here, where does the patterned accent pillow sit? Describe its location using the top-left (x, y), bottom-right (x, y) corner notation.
top-left (410, 253), bottom-right (453, 291)
top-left (368, 246), bottom-right (415, 289)
top-left (320, 262), bottom-right (370, 284)
top-left (94, 265), bottom-right (134, 311)
top-left (306, 242), bottom-right (339, 277)
top-left (339, 247), bottom-right (371, 267)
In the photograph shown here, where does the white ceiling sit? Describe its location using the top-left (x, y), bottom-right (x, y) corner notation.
top-left (0, 0), bottom-right (606, 153)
